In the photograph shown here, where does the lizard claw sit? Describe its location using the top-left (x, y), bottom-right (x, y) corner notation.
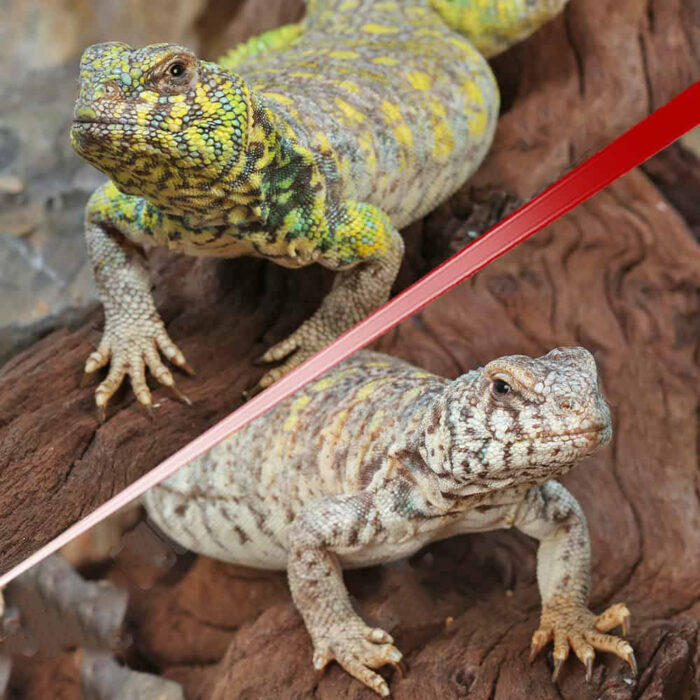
top-left (531, 599), bottom-right (636, 685)
top-left (255, 319), bottom-right (329, 388)
top-left (180, 361), bottom-right (196, 377)
top-left (84, 320), bottom-right (192, 418)
top-left (551, 657), bottom-right (564, 683)
top-left (241, 382), bottom-right (264, 402)
top-left (529, 628), bottom-right (551, 663)
top-left (167, 382), bottom-right (192, 406)
top-left (391, 658), bottom-right (407, 677)
top-left (310, 624), bottom-right (401, 697)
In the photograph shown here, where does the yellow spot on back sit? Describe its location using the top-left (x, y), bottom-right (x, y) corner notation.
top-left (448, 36), bottom-right (478, 56)
top-left (312, 375), bottom-right (342, 392)
top-left (381, 101), bottom-right (402, 123)
top-left (363, 23), bottom-right (399, 34)
top-left (339, 80), bottom-right (361, 94)
top-left (329, 50), bottom-right (359, 59)
top-left (462, 79), bottom-right (485, 106)
top-left (406, 71), bottom-right (432, 91)
top-left (336, 98), bottom-right (366, 123)
top-left (469, 110), bottom-right (487, 137)
top-left (283, 394), bottom-right (311, 431)
top-left (372, 56), bottom-right (399, 66)
top-left (394, 123), bottom-right (414, 149)
top-left (433, 119), bottom-right (454, 159)
top-left (357, 379), bottom-right (389, 400)
top-left (358, 129), bottom-right (377, 171)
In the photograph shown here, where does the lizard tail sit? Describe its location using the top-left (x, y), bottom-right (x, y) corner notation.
top-left (429, 0), bottom-right (569, 58)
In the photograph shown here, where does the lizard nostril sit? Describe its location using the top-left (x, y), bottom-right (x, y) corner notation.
top-left (560, 398), bottom-right (581, 412)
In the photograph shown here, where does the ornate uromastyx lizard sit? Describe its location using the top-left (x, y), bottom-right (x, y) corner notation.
top-left (144, 347), bottom-right (636, 696)
top-left (71, 0), bottom-right (569, 418)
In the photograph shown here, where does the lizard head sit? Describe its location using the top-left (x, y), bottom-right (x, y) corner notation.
top-left (422, 347), bottom-right (612, 496)
top-left (71, 42), bottom-right (253, 216)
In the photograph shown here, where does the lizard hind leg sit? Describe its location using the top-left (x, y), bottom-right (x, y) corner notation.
top-left (256, 202), bottom-right (404, 388)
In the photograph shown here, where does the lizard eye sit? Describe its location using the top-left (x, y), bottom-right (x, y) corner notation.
top-left (153, 55), bottom-right (197, 94)
top-left (491, 378), bottom-right (511, 396)
top-left (169, 62), bottom-right (186, 78)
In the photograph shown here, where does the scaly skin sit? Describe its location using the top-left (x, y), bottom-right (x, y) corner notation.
top-left (144, 346), bottom-right (635, 695)
top-left (71, 0), bottom-right (569, 417)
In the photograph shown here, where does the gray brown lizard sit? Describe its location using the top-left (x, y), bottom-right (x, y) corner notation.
top-left (143, 346), bottom-right (636, 696)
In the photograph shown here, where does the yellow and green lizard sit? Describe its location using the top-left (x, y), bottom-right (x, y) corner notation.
top-left (71, 0), bottom-right (569, 419)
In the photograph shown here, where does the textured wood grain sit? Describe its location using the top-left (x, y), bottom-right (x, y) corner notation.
top-left (1, 0), bottom-right (697, 575)
top-left (90, 167), bottom-right (694, 700)
top-left (1, 0), bottom-right (699, 696)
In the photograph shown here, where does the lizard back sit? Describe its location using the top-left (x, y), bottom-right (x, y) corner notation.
top-left (229, 0), bottom-right (499, 228)
top-left (144, 351), bottom-right (447, 568)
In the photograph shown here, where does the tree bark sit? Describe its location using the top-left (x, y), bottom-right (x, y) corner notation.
top-left (1, 0), bottom-right (699, 696)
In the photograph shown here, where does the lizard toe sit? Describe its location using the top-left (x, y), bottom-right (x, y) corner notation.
top-left (257, 347), bottom-right (312, 388)
top-left (533, 600), bottom-right (636, 684)
top-left (594, 603), bottom-right (631, 635)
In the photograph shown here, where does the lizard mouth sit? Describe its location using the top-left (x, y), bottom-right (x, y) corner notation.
top-left (538, 426), bottom-right (610, 442)
top-left (556, 426), bottom-right (608, 438)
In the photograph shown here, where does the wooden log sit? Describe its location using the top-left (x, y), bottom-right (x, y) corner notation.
top-left (0, 0), bottom-right (696, 575)
top-left (1, 0), bottom-right (699, 695)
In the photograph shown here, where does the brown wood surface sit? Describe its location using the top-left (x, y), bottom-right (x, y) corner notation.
top-left (1, 0), bottom-right (699, 696)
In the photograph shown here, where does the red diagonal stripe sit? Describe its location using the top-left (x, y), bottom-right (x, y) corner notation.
top-left (2, 81), bottom-right (698, 586)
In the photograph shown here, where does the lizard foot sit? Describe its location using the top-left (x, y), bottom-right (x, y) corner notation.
top-left (529, 599), bottom-right (635, 683)
top-left (83, 320), bottom-right (193, 421)
top-left (312, 625), bottom-right (403, 697)
top-left (256, 320), bottom-right (330, 389)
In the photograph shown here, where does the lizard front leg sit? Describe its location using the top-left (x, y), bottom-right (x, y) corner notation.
top-left (516, 481), bottom-right (636, 682)
top-left (258, 202), bottom-right (404, 387)
top-left (287, 492), bottom-right (404, 697)
top-left (84, 182), bottom-right (192, 420)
